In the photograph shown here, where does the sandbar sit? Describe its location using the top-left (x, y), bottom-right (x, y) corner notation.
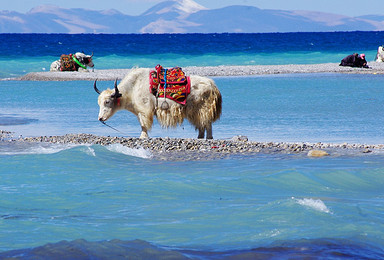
top-left (0, 133), bottom-right (381, 161)
top-left (14, 63), bottom-right (384, 81)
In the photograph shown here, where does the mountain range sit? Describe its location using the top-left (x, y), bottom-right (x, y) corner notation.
top-left (1, 0), bottom-right (384, 33)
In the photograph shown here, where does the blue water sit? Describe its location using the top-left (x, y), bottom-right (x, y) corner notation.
top-left (1, 32), bottom-right (384, 259)
top-left (0, 31), bottom-right (383, 78)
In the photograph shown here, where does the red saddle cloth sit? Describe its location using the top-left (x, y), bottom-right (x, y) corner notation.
top-left (60, 54), bottom-right (76, 71)
top-left (149, 65), bottom-right (191, 105)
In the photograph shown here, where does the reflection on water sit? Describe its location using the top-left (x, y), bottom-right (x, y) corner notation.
top-left (0, 115), bottom-right (38, 126)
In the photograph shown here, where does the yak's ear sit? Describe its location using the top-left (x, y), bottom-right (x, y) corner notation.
top-left (112, 79), bottom-right (122, 98)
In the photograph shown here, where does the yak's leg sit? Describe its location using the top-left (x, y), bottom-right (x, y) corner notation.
top-left (139, 127), bottom-right (148, 139)
top-left (205, 124), bottom-right (213, 139)
top-left (198, 128), bottom-right (205, 139)
top-left (138, 113), bottom-right (152, 139)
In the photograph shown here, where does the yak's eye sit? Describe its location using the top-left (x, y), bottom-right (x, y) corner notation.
top-left (105, 100), bottom-right (111, 106)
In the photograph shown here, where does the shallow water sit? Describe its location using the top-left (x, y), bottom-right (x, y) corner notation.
top-left (2, 73), bottom-right (384, 143)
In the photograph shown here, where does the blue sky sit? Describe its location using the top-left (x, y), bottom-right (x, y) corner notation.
top-left (1, 0), bottom-right (383, 17)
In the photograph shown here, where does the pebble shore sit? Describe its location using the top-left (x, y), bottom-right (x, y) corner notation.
top-left (14, 63), bottom-right (384, 81)
top-left (4, 133), bottom-right (381, 160)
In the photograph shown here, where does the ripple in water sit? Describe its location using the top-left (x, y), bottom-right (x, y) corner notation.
top-left (0, 116), bottom-right (38, 126)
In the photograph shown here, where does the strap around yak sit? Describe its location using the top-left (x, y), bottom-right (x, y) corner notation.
top-left (72, 55), bottom-right (87, 69)
top-left (163, 69), bottom-right (167, 92)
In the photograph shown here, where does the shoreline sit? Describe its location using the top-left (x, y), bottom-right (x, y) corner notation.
top-left (11, 62), bottom-right (384, 81)
top-left (3, 133), bottom-right (383, 160)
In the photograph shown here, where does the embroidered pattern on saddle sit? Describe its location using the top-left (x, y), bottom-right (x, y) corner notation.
top-left (149, 65), bottom-right (191, 105)
top-left (60, 54), bottom-right (76, 71)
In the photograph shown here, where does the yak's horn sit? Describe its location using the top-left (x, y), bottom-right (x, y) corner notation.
top-left (113, 79), bottom-right (122, 98)
top-left (91, 52), bottom-right (94, 57)
top-left (94, 79), bottom-right (101, 94)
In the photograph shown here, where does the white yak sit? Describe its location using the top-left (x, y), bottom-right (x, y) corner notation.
top-left (94, 68), bottom-right (222, 139)
top-left (50, 52), bottom-right (94, 71)
top-left (376, 46), bottom-right (384, 62)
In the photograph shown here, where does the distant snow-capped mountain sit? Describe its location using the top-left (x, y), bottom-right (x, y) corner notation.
top-left (1, 0), bottom-right (384, 33)
top-left (142, 0), bottom-right (207, 16)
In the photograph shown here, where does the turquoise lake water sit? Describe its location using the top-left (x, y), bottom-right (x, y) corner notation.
top-left (1, 74), bottom-right (384, 258)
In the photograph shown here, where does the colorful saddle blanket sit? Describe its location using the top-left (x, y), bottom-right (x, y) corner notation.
top-left (60, 54), bottom-right (76, 71)
top-left (149, 65), bottom-right (191, 105)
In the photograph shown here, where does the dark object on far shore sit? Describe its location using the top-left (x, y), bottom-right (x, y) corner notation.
top-left (340, 53), bottom-right (369, 68)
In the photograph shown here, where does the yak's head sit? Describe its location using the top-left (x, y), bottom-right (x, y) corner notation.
top-left (75, 52), bottom-right (94, 68)
top-left (379, 46), bottom-right (384, 55)
top-left (94, 79), bottom-right (122, 122)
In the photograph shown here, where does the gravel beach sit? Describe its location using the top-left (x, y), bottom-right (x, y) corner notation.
top-left (14, 62), bottom-right (384, 81)
top-left (1, 133), bottom-right (381, 160)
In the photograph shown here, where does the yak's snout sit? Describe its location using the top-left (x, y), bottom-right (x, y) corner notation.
top-left (98, 107), bottom-right (112, 122)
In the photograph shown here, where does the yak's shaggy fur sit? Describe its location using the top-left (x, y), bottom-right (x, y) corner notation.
top-left (376, 46), bottom-right (384, 62)
top-left (95, 68), bottom-right (222, 139)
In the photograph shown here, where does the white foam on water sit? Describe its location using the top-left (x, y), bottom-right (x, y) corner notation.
top-left (0, 143), bottom-right (78, 155)
top-left (82, 145), bottom-right (96, 157)
top-left (0, 142), bottom-right (152, 158)
top-left (293, 197), bottom-right (332, 214)
top-left (106, 143), bottom-right (153, 159)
